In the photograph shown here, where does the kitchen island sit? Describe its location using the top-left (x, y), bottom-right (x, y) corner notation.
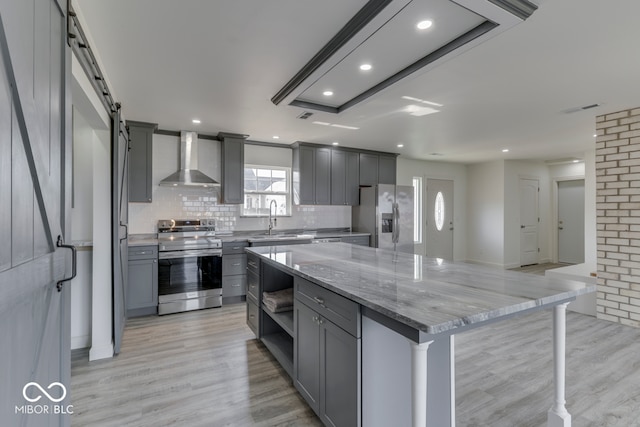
top-left (246, 243), bottom-right (595, 427)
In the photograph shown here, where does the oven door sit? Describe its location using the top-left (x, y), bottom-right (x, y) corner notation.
top-left (158, 248), bottom-right (222, 314)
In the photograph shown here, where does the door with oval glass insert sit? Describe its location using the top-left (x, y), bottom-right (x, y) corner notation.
top-left (426, 179), bottom-right (454, 260)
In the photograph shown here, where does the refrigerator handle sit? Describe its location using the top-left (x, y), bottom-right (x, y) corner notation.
top-left (393, 203), bottom-right (400, 244)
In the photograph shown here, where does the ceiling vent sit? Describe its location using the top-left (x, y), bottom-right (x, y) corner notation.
top-left (563, 103), bottom-right (601, 114)
top-left (297, 111), bottom-right (314, 120)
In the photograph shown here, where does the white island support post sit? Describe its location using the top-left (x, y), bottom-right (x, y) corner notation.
top-left (410, 340), bottom-right (433, 427)
top-left (548, 302), bottom-right (571, 427)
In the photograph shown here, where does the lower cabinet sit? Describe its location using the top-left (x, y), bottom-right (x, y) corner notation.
top-left (294, 279), bottom-right (361, 427)
top-left (222, 241), bottom-right (249, 303)
top-left (340, 235), bottom-right (370, 247)
top-left (127, 245), bottom-right (158, 317)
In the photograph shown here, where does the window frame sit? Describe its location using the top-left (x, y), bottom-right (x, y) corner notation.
top-left (241, 164), bottom-right (292, 217)
top-left (413, 177), bottom-right (422, 243)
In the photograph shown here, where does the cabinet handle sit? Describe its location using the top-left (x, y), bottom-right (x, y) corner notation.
top-left (153, 260), bottom-right (157, 263)
top-left (232, 283), bottom-right (241, 287)
top-left (56, 235), bottom-right (77, 292)
top-left (249, 314), bottom-right (255, 319)
top-left (312, 316), bottom-right (319, 323)
top-left (233, 247), bottom-right (241, 250)
top-left (232, 263), bottom-right (241, 266)
top-left (319, 318), bottom-right (324, 325)
top-left (313, 296), bottom-right (325, 306)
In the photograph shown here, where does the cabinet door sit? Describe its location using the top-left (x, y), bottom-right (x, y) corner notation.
top-left (320, 320), bottom-right (361, 427)
top-left (127, 258), bottom-right (158, 310)
top-left (294, 302), bottom-right (321, 412)
top-left (297, 146), bottom-right (315, 205)
top-left (331, 150), bottom-right (346, 205)
top-left (378, 155), bottom-right (397, 185)
top-left (128, 122), bottom-right (156, 202)
top-left (345, 151), bottom-right (360, 205)
top-left (221, 136), bottom-right (245, 204)
top-left (359, 153), bottom-right (379, 186)
top-left (315, 148), bottom-right (331, 205)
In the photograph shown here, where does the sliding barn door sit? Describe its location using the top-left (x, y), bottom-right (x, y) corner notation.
top-left (112, 111), bottom-right (129, 355)
top-left (0, 0), bottom-right (72, 425)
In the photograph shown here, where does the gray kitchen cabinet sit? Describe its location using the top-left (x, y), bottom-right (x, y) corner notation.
top-left (341, 235), bottom-right (370, 246)
top-left (359, 153), bottom-right (379, 186)
top-left (219, 132), bottom-right (248, 204)
top-left (378, 154), bottom-right (397, 185)
top-left (293, 143), bottom-right (331, 205)
top-left (359, 152), bottom-right (397, 186)
top-left (294, 276), bottom-right (361, 427)
top-left (127, 245), bottom-right (158, 317)
top-left (127, 121), bottom-right (157, 202)
top-left (246, 253), bottom-right (261, 337)
top-left (331, 149), bottom-right (360, 206)
top-left (222, 241), bottom-right (248, 303)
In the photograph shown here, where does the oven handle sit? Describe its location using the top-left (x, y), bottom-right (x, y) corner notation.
top-left (159, 249), bottom-right (222, 259)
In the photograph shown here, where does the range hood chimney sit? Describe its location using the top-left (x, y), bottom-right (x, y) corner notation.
top-left (159, 131), bottom-right (219, 187)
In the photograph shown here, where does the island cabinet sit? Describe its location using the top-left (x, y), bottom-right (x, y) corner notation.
top-left (222, 241), bottom-right (248, 304)
top-left (127, 121), bottom-right (157, 203)
top-left (127, 245), bottom-right (158, 317)
top-left (294, 277), bottom-right (361, 427)
top-left (330, 149), bottom-right (359, 206)
top-left (293, 143), bottom-right (331, 205)
top-left (340, 235), bottom-right (370, 246)
top-left (246, 253), bottom-right (261, 337)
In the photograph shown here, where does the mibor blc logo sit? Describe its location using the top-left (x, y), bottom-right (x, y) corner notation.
top-left (15, 382), bottom-right (73, 415)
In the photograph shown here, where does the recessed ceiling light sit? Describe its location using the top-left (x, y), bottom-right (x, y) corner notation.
top-left (332, 141), bottom-right (339, 146)
top-left (323, 90), bottom-right (334, 96)
top-left (573, 160), bottom-right (580, 163)
top-left (272, 136), bottom-right (280, 139)
top-left (397, 144), bottom-right (404, 148)
top-left (192, 119), bottom-right (201, 124)
top-left (502, 149), bottom-right (509, 153)
top-left (360, 64), bottom-right (372, 71)
top-left (593, 134), bottom-right (597, 137)
top-left (417, 20), bottom-right (433, 30)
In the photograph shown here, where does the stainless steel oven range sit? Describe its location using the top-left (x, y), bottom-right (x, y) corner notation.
top-left (157, 219), bottom-right (222, 315)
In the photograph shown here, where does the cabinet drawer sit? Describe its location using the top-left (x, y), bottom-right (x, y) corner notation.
top-left (223, 275), bottom-right (246, 297)
top-left (128, 245), bottom-right (157, 260)
top-left (247, 299), bottom-right (259, 337)
top-left (222, 241), bottom-right (249, 255)
top-left (295, 277), bottom-right (360, 338)
top-left (223, 254), bottom-right (247, 276)
top-left (247, 254), bottom-right (260, 275)
top-left (247, 271), bottom-right (259, 303)
top-left (341, 236), bottom-right (369, 246)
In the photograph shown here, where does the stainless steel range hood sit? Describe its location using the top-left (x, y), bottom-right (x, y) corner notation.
top-left (159, 131), bottom-right (219, 187)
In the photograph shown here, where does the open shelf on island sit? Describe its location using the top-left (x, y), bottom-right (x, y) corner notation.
top-left (262, 304), bottom-right (293, 337)
top-left (261, 332), bottom-right (293, 378)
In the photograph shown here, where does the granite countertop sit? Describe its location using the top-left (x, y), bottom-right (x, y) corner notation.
top-left (128, 234), bottom-right (159, 247)
top-left (217, 229), bottom-right (370, 243)
top-left (246, 243), bottom-right (596, 336)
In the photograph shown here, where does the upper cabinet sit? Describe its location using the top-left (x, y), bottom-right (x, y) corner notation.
top-left (359, 152), bottom-right (397, 186)
top-left (219, 132), bottom-right (248, 204)
top-left (294, 142), bottom-right (397, 205)
top-left (331, 149), bottom-right (359, 206)
top-left (127, 121), bottom-right (157, 203)
top-left (293, 143), bottom-right (331, 205)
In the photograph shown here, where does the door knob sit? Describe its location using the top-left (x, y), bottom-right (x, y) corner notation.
top-left (558, 227), bottom-right (564, 230)
top-left (520, 225), bottom-right (525, 229)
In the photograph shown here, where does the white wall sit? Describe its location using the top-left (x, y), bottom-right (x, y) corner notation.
top-left (396, 157), bottom-right (467, 261)
top-left (503, 160), bottom-right (551, 268)
top-left (128, 136), bottom-right (351, 234)
top-left (466, 161), bottom-right (505, 267)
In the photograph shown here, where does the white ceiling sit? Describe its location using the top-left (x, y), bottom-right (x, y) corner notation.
top-left (74, 0), bottom-right (640, 164)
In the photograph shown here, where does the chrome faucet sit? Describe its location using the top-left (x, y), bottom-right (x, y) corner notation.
top-left (268, 199), bottom-right (277, 235)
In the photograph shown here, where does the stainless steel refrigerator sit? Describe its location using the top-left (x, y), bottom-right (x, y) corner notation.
top-left (352, 184), bottom-right (415, 254)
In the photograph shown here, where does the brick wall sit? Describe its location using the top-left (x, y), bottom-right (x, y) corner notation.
top-left (596, 107), bottom-right (640, 327)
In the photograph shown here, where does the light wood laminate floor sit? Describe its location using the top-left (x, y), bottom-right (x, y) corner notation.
top-left (72, 302), bottom-right (640, 426)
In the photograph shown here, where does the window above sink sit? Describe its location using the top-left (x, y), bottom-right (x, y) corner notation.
top-left (243, 165), bottom-right (292, 217)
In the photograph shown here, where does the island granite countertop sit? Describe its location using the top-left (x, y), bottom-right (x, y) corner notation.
top-left (246, 243), bottom-right (595, 336)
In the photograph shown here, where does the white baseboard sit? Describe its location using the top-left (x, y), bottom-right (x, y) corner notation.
top-left (89, 342), bottom-right (114, 361)
top-left (71, 335), bottom-right (90, 350)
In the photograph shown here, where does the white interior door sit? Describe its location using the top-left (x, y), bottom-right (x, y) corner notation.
top-left (520, 178), bottom-right (539, 266)
top-left (426, 179), bottom-right (453, 259)
top-left (558, 180), bottom-right (585, 264)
